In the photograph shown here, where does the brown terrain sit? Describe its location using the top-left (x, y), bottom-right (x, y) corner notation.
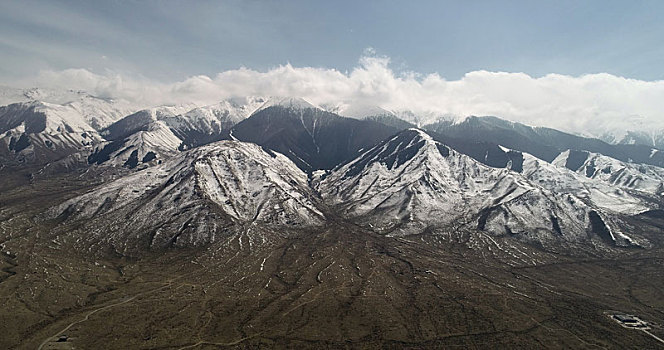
top-left (1, 166), bottom-right (663, 349)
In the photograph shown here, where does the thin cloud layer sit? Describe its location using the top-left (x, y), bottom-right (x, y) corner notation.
top-left (18, 54), bottom-right (664, 136)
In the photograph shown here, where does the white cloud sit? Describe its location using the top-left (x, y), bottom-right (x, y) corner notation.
top-left (15, 54), bottom-right (664, 136)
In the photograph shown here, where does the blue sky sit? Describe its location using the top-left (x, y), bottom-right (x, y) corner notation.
top-left (2, 0), bottom-right (663, 136)
top-left (1, 0), bottom-right (662, 82)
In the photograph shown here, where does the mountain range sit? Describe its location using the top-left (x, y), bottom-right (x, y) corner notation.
top-left (1, 90), bottom-right (658, 251)
top-left (2, 88), bottom-right (664, 348)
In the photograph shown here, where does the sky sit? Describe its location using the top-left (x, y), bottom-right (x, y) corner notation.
top-left (0, 0), bottom-right (663, 134)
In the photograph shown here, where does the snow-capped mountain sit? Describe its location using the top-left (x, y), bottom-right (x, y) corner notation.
top-left (89, 98), bottom-right (266, 168)
top-left (89, 106), bottom-right (191, 168)
top-left (47, 140), bottom-right (324, 252)
top-left (88, 120), bottom-right (182, 168)
top-left (318, 129), bottom-right (630, 247)
top-left (0, 88), bottom-right (139, 165)
top-left (320, 129), bottom-right (589, 242)
top-left (424, 115), bottom-right (664, 168)
top-left (553, 149), bottom-right (664, 196)
top-left (165, 96), bottom-right (266, 149)
top-left (0, 101), bottom-right (104, 163)
top-left (517, 149), bottom-right (660, 215)
top-left (0, 87), bottom-right (136, 129)
top-left (59, 95), bottom-right (136, 130)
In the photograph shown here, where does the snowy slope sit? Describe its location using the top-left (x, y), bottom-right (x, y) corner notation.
top-left (553, 150), bottom-right (664, 196)
top-left (0, 101), bottom-right (104, 162)
top-left (47, 140), bottom-right (324, 250)
top-left (518, 150), bottom-right (657, 215)
top-left (90, 107), bottom-right (189, 168)
top-left (90, 98), bottom-right (266, 168)
top-left (1, 101), bottom-right (94, 134)
top-left (323, 102), bottom-right (395, 119)
top-left (319, 129), bottom-right (601, 246)
top-left (0, 87), bottom-right (136, 129)
top-left (163, 97), bottom-right (266, 149)
top-left (0, 88), bottom-right (139, 164)
top-left (254, 96), bottom-right (318, 114)
top-left (63, 96), bottom-right (135, 130)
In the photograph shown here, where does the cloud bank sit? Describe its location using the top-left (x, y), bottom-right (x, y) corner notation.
top-left (16, 54), bottom-right (664, 136)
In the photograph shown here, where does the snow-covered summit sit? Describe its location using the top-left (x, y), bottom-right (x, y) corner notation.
top-left (47, 140), bottom-right (325, 250)
top-left (254, 97), bottom-right (319, 113)
top-left (320, 129), bottom-right (595, 242)
top-left (0, 101), bottom-right (106, 160)
top-left (0, 87), bottom-right (137, 130)
top-left (553, 149), bottom-right (664, 196)
top-left (322, 103), bottom-right (395, 119)
top-left (164, 97), bottom-right (266, 137)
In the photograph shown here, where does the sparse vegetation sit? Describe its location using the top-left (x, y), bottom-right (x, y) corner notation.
top-left (1, 168), bottom-right (663, 349)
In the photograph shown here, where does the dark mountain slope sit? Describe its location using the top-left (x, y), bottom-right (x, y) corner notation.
top-left (425, 116), bottom-right (664, 168)
top-left (230, 100), bottom-right (399, 172)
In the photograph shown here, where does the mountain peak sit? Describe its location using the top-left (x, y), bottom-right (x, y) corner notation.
top-left (405, 127), bottom-right (433, 140)
top-left (334, 128), bottom-right (450, 179)
top-left (324, 103), bottom-right (395, 119)
top-left (48, 139), bottom-right (325, 251)
top-left (255, 96), bottom-right (318, 113)
top-left (320, 126), bottom-right (600, 242)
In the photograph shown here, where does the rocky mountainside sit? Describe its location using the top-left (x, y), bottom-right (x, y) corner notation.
top-left (229, 98), bottom-right (399, 172)
top-left (85, 98), bottom-right (266, 169)
top-left (44, 128), bottom-right (662, 258)
top-left (318, 129), bottom-right (646, 248)
top-left (0, 94), bottom-right (662, 253)
top-left (0, 101), bottom-right (105, 164)
top-left (425, 116), bottom-right (664, 168)
top-left (3, 94), bottom-right (664, 349)
top-left (552, 149), bottom-right (664, 196)
top-left (46, 140), bottom-right (324, 253)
